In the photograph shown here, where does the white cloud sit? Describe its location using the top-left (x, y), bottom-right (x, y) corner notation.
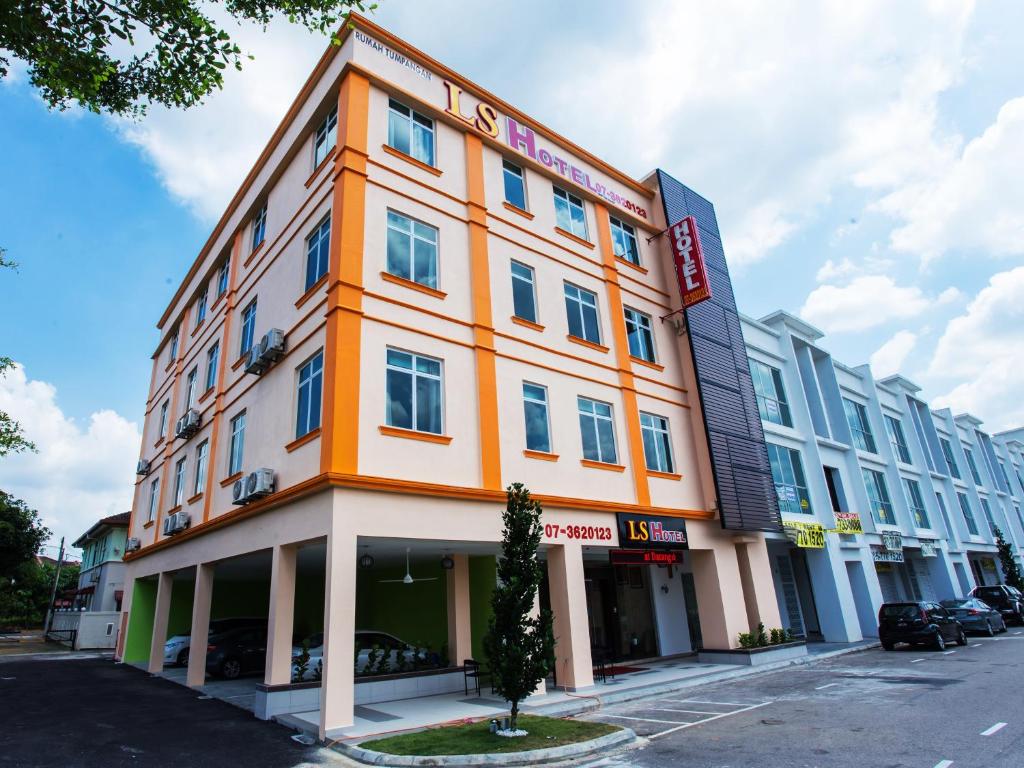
top-left (799, 275), bottom-right (957, 333)
top-left (0, 364), bottom-right (141, 553)
top-left (928, 266), bottom-right (1024, 431)
top-left (870, 330), bottom-right (918, 377)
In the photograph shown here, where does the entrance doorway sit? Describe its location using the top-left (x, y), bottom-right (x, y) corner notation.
top-left (584, 564), bottom-right (658, 661)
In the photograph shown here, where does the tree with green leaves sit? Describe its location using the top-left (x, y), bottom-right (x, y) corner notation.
top-left (0, 0), bottom-right (377, 118)
top-left (0, 491), bottom-right (50, 582)
top-left (483, 483), bottom-right (555, 734)
top-left (993, 526), bottom-right (1024, 592)
top-left (0, 358), bottom-right (36, 459)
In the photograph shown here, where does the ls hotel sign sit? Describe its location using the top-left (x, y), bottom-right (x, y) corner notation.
top-left (616, 514), bottom-right (688, 550)
top-left (669, 216), bottom-right (711, 309)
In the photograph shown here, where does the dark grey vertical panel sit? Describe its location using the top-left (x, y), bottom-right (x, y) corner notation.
top-left (657, 170), bottom-right (782, 532)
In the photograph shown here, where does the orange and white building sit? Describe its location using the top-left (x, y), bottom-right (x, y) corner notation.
top-left (120, 15), bottom-right (786, 739)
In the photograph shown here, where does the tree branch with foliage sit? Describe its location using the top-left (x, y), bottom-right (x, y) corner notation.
top-left (0, 358), bottom-right (36, 459)
top-left (0, 0), bottom-right (377, 117)
top-left (483, 483), bottom-right (555, 734)
top-left (993, 526), bottom-right (1024, 592)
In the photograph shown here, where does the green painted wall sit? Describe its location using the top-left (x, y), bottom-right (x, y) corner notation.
top-left (294, 567), bottom-right (325, 641)
top-left (123, 580), bottom-right (156, 663)
top-left (211, 578), bottom-right (270, 623)
top-left (166, 579), bottom-right (195, 637)
top-left (468, 556), bottom-right (497, 664)
top-left (355, 562), bottom-right (448, 655)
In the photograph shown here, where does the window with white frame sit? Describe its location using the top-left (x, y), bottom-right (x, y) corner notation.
top-left (386, 349), bottom-right (443, 434)
top-left (935, 491), bottom-right (954, 535)
top-left (553, 187), bottom-right (588, 240)
top-left (194, 289), bottom-right (207, 328)
top-left (610, 216), bottom-right (640, 265)
top-left (843, 398), bottom-right (876, 453)
top-left (228, 411), bottom-right (246, 476)
top-left (510, 261), bottom-right (537, 324)
top-left (577, 396), bottom-right (617, 464)
top-left (980, 497), bottom-right (997, 535)
top-left (749, 359), bottom-right (792, 427)
top-left (640, 412), bottom-right (674, 474)
top-left (903, 478), bottom-right (930, 528)
top-left (158, 400), bottom-right (169, 438)
top-left (862, 468), bottom-right (895, 525)
top-left (387, 99), bottom-right (435, 166)
top-left (503, 160), bottom-right (527, 210)
top-left (522, 382), bottom-right (551, 453)
top-left (168, 328), bottom-right (179, 364)
top-left (240, 299), bottom-right (257, 356)
top-left (185, 367), bottom-right (198, 408)
top-left (624, 307), bottom-right (656, 363)
top-left (939, 438), bottom-right (961, 479)
top-left (313, 106), bottom-right (338, 168)
top-left (205, 342), bottom-right (219, 392)
top-left (173, 458), bottom-right (186, 507)
top-left (957, 492), bottom-right (980, 536)
top-left (998, 460), bottom-right (1012, 491)
top-left (193, 440), bottom-right (209, 496)
top-left (885, 415), bottom-right (912, 465)
top-left (251, 204), bottom-right (267, 252)
top-left (963, 446), bottom-right (983, 486)
top-left (564, 282), bottom-right (600, 344)
top-left (295, 351), bottom-right (324, 439)
top-left (147, 478), bottom-right (160, 522)
top-left (386, 211), bottom-right (438, 289)
top-left (767, 443), bottom-right (811, 515)
top-left (305, 215), bottom-right (330, 291)
top-left (1014, 503), bottom-right (1024, 534)
top-left (216, 257), bottom-right (230, 298)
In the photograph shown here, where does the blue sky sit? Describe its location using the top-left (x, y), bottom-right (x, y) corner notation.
top-left (2, 0), bottom-right (1023, 551)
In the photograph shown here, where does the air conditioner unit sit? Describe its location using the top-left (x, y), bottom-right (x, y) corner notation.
top-left (231, 477), bottom-right (249, 505)
top-left (136, 458), bottom-right (151, 476)
top-left (175, 408), bottom-right (201, 439)
top-left (166, 511), bottom-right (191, 535)
top-left (126, 538), bottom-right (141, 552)
top-left (162, 516), bottom-right (174, 536)
top-left (258, 329), bottom-right (286, 365)
top-left (244, 345), bottom-right (268, 376)
top-left (245, 468), bottom-right (276, 501)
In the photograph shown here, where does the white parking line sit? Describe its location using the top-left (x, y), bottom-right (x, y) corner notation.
top-left (649, 707), bottom-right (728, 715)
top-left (942, 650), bottom-right (956, 655)
top-left (910, 658), bottom-right (925, 663)
top-left (970, 643), bottom-right (982, 647)
top-left (980, 722), bottom-right (1007, 736)
top-left (814, 683), bottom-right (839, 690)
top-left (601, 714), bottom-right (691, 726)
top-left (1013, 631), bottom-right (1021, 635)
top-left (647, 701), bottom-right (773, 740)
top-left (663, 699), bottom-right (756, 707)
top-left (933, 760), bottom-right (953, 768)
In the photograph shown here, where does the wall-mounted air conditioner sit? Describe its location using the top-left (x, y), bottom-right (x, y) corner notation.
top-left (175, 409), bottom-right (201, 440)
top-left (136, 458), bottom-right (151, 476)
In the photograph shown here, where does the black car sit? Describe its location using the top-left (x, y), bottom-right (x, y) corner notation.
top-left (206, 626), bottom-right (268, 679)
top-left (878, 601), bottom-right (966, 651)
top-left (970, 585), bottom-right (1024, 625)
top-left (941, 598), bottom-right (1007, 636)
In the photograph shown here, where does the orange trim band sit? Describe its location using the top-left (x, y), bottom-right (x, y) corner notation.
top-left (305, 147), bottom-right (337, 189)
top-left (378, 425), bottom-right (453, 445)
top-left (648, 470), bottom-right (682, 481)
top-left (554, 226), bottom-right (595, 250)
top-left (380, 271), bottom-right (448, 300)
top-left (220, 472), bottom-right (244, 488)
top-left (566, 335), bottom-right (609, 354)
top-left (510, 316), bottom-right (544, 332)
top-left (523, 450), bottom-right (559, 462)
top-left (380, 143), bottom-right (443, 176)
top-left (286, 428), bottom-right (322, 453)
top-left (630, 356), bottom-right (665, 373)
top-left (295, 274), bottom-right (328, 310)
top-left (580, 459), bottom-right (626, 472)
top-left (615, 257), bottom-right (648, 275)
top-left (186, 492), bottom-right (203, 505)
top-left (243, 240), bottom-right (266, 269)
top-left (502, 201), bottom-right (534, 220)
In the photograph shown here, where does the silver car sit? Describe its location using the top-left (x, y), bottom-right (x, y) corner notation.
top-left (291, 630), bottom-right (426, 681)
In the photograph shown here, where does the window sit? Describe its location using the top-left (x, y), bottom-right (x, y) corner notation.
top-left (295, 351), bottom-right (324, 439)
top-left (564, 283), bottom-right (601, 344)
top-left (168, 328), bottom-right (179, 364)
top-left (903, 478), bottom-right (930, 528)
top-left (387, 99), bottom-right (434, 166)
top-left (1015, 503), bottom-right (1024, 534)
top-left (998, 461), bottom-right (1012, 491)
top-left (216, 257), bottom-right (230, 298)
top-left (173, 458), bottom-right (186, 507)
top-left (862, 468), bottom-right (895, 525)
top-left (640, 412), bottom-right (674, 474)
top-left (843, 398), bottom-right (876, 453)
top-left (767, 444), bottom-right (811, 515)
top-left (185, 368), bottom-right (198, 408)
top-left (386, 349), bottom-right (443, 434)
top-left (503, 160), bottom-right (526, 210)
top-left (240, 299), bottom-right (257, 356)
top-left (158, 400), bottom-right (169, 438)
top-left (205, 343), bottom-right (219, 392)
top-left (510, 261), bottom-right (537, 323)
top-left (251, 204), bottom-right (267, 252)
top-left (939, 438), bottom-right (961, 479)
top-left (610, 216), bottom-right (640, 265)
top-left (957, 492), bottom-right (980, 536)
top-left (313, 106), bottom-right (338, 168)
top-left (228, 412), bottom-right (246, 476)
top-left (193, 440), bottom-right (209, 496)
top-left (553, 187), bottom-right (588, 240)
top-left (885, 416), bottom-right (912, 465)
top-left (194, 289), bottom-right (207, 328)
top-left (624, 307), bottom-right (656, 363)
top-left (824, 466), bottom-right (845, 512)
top-left (980, 497), bottom-right (997, 535)
top-left (386, 211), bottom-right (438, 289)
top-left (147, 478), bottom-right (160, 522)
top-left (522, 383), bottom-right (551, 453)
top-left (935, 491), bottom-right (954, 535)
top-left (964, 447), bottom-right (983, 486)
top-left (750, 359), bottom-right (792, 427)
top-left (305, 216), bottom-right (330, 291)
top-left (577, 397), bottom-right (617, 464)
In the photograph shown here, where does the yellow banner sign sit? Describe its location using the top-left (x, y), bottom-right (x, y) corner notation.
top-left (783, 521), bottom-right (826, 548)
top-left (833, 512), bottom-right (863, 535)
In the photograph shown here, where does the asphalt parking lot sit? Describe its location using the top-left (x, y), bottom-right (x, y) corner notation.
top-left (581, 630), bottom-right (1024, 768)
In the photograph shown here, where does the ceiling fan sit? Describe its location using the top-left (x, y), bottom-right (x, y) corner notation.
top-left (379, 548), bottom-right (438, 585)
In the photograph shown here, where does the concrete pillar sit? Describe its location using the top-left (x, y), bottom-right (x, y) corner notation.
top-left (802, 541), bottom-right (862, 642)
top-left (926, 547), bottom-right (961, 600)
top-left (319, 517), bottom-right (357, 739)
top-left (265, 545), bottom-right (298, 686)
top-left (546, 543), bottom-right (593, 690)
top-left (446, 555), bottom-right (473, 666)
top-left (187, 562), bottom-right (214, 687)
top-left (691, 548), bottom-right (749, 650)
top-left (529, 591), bottom-right (546, 698)
top-left (115, 576), bottom-right (134, 662)
top-left (147, 571), bottom-right (173, 673)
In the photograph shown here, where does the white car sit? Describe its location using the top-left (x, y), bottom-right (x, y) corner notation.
top-left (290, 630), bottom-right (427, 681)
top-left (163, 617), bottom-right (264, 666)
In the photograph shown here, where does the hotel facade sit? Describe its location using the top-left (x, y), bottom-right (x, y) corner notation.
top-left (119, 17), bottom-right (791, 738)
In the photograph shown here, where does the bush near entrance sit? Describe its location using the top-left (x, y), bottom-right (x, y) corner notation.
top-left (358, 715), bottom-right (619, 756)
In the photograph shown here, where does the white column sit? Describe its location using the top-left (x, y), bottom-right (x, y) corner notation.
top-left (546, 543), bottom-right (593, 690)
top-left (187, 563), bottom-right (214, 687)
top-left (147, 571), bottom-right (173, 674)
top-left (319, 515), bottom-right (357, 739)
top-left (446, 555), bottom-right (473, 666)
top-left (265, 544), bottom-right (298, 686)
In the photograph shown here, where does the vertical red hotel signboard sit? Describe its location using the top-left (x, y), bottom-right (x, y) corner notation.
top-left (669, 216), bottom-right (712, 308)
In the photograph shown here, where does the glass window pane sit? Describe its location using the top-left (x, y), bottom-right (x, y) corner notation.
top-left (524, 400), bottom-right (550, 452)
top-left (657, 431), bottom-right (673, 473)
top-left (415, 357), bottom-right (440, 376)
top-left (570, 200), bottom-right (587, 238)
top-left (386, 369), bottom-right (413, 429)
top-left (412, 122), bottom-right (434, 165)
top-left (388, 110), bottom-right (410, 155)
top-left (387, 349), bottom-right (412, 369)
top-left (642, 428), bottom-right (659, 471)
top-left (554, 194), bottom-right (571, 232)
top-left (579, 414), bottom-right (599, 461)
top-left (413, 238), bottom-right (437, 288)
top-left (596, 418), bottom-right (617, 463)
top-left (416, 376), bottom-right (442, 434)
top-left (512, 273), bottom-right (536, 323)
top-left (523, 383), bottom-right (546, 401)
top-left (387, 227), bottom-right (411, 280)
top-left (412, 221), bottom-right (436, 242)
top-left (503, 162), bottom-right (526, 209)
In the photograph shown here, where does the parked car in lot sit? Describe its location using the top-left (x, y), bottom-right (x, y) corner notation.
top-left (878, 601), bottom-right (967, 651)
top-left (970, 585), bottom-right (1024, 625)
top-left (941, 598), bottom-right (1007, 636)
top-left (164, 617), bottom-right (265, 666)
top-left (206, 626), bottom-right (268, 679)
top-left (290, 630), bottom-right (428, 681)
